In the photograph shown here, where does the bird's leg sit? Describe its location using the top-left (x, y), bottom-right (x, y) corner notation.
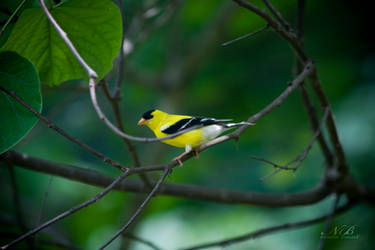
top-left (173, 145), bottom-right (194, 167)
top-left (173, 151), bottom-right (189, 167)
top-left (193, 148), bottom-right (200, 158)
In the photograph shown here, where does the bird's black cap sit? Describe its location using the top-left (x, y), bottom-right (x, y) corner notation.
top-left (142, 109), bottom-right (155, 120)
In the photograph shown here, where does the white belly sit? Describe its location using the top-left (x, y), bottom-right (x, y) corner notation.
top-left (201, 125), bottom-right (224, 143)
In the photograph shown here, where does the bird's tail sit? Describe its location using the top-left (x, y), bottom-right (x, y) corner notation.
top-left (222, 121), bottom-right (255, 129)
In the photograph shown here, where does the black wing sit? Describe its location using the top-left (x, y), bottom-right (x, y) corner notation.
top-left (161, 117), bottom-right (231, 134)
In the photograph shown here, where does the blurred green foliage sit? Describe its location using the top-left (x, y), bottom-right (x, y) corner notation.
top-left (1, 0), bottom-right (374, 249)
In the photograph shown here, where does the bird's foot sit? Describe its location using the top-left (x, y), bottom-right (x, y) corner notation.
top-left (193, 148), bottom-right (200, 158)
top-left (173, 156), bottom-right (183, 167)
top-left (173, 152), bottom-right (188, 167)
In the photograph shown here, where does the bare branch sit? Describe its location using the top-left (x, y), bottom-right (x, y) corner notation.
top-left (0, 0), bottom-right (27, 36)
top-left (222, 23), bottom-right (269, 46)
top-left (298, 85), bottom-right (334, 167)
top-left (1, 151), bottom-right (332, 207)
top-left (254, 107), bottom-right (330, 181)
top-left (99, 168), bottom-right (169, 249)
top-left (122, 233), bottom-right (163, 250)
top-left (182, 201), bottom-right (354, 250)
top-left (294, 0), bottom-right (334, 168)
top-left (34, 175), bottom-right (54, 248)
top-left (317, 194), bottom-right (341, 250)
top-left (232, 0), bottom-right (308, 62)
top-left (262, 0), bottom-right (291, 30)
top-left (0, 86), bottom-right (126, 172)
top-left (309, 72), bottom-right (348, 175)
top-left (1, 170), bottom-right (130, 250)
top-left (101, 81), bottom-right (152, 187)
top-left (1, 232), bottom-right (80, 250)
top-left (100, 82), bottom-right (141, 164)
top-left (232, 0), bottom-right (348, 176)
top-left (39, 0), bottom-right (97, 78)
top-left (230, 61), bottom-right (313, 137)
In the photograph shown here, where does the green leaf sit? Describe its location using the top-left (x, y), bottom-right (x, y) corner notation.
top-left (2, 0), bottom-right (122, 86)
top-left (0, 51), bottom-right (42, 154)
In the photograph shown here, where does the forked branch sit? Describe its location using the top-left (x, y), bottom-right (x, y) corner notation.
top-left (253, 107), bottom-right (330, 181)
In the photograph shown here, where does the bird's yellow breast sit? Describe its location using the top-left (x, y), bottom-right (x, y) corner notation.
top-left (155, 129), bottom-right (204, 148)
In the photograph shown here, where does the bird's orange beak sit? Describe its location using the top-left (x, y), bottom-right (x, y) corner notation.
top-left (137, 118), bottom-right (147, 126)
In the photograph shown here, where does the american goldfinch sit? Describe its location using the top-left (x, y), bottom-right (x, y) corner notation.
top-left (138, 109), bottom-right (253, 166)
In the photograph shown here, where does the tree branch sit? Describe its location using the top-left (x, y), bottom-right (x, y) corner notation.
top-left (317, 194), bottom-right (341, 250)
top-left (34, 175), bottom-right (54, 249)
top-left (0, 86), bottom-right (126, 172)
top-left (101, 81), bottom-right (152, 187)
top-left (1, 151), bottom-right (332, 207)
top-left (39, 0), bottom-right (97, 78)
top-left (254, 107), bottom-right (330, 181)
top-left (182, 200), bottom-right (354, 250)
top-left (232, 0), bottom-right (308, 62)
top-left (122, 233), bottom-right (163, 250)
top-left (0, 0), bottom-right (27, 36)
top-left (99, 167), bottom-right (169, 249)
top-left (232, 0), bottom-right (348, 176)
top-left (298, 84), bottom-right (334, 167)
top-left (222, 23), bottom-right (269, 46)
top-left (294, 0), bottom-right (334, 168)
top-left (262, 0), bottom-right (291, 30)
top-left (309, 72), bottom-right (348, 175)
top-left (1, 170), bottom-right (130, 250)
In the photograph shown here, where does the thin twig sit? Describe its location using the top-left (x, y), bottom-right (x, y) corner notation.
top-left (298, 85), bottom-right (334, 167)
top-left (232, 0), bottom-right (348, 176)
top-left (294, 0), bottom-right (334, 167)
top-left (101, 82), bottom-right (141, 161)
top-left (254, 107), bottom-right (330, 181)
top-left (222, 23), bottom-right (269, 46)
top-left (99, 167), bottom-right (170, 249)
top-left (182, 201), bottom-right (354, 250)
top-left (34, 175), bottom-right (54, 249)
top-left (317, 194), bottom-right (341, 250)
top-left (309, 72), bottom-right (348, 175)
top-left (1, 170), bottom-right (130, 250)
top-left (1, 232), bottom-right (80, 250)
top-left (0, 86), bottom-right (126, 172)
top-left (122, 233), bottom-right (163, 250)
top-left (0, 0), bottom-right (27, 36)
top-left (229, 61), bottom-right (313, 138)
top-left (262, 0), bottom-right (291, 31)
top-left (39, 0), bottom-right (97, 78)
top-left (101, 82), bottom-right (152, 187)
top-left (232, 0), bottom-right (308, 63)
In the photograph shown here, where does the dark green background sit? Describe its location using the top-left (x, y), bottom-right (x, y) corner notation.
top-left (1, 0), bottom-right (374, 249)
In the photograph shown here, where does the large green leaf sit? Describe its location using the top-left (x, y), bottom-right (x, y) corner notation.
top-left (0, 51), bottom-right (42, 154)
top-left (2, 0), bottom-right (122, 86)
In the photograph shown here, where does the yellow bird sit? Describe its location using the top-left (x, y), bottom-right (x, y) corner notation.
top-left (138, 109), bottom-right (252, 166)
